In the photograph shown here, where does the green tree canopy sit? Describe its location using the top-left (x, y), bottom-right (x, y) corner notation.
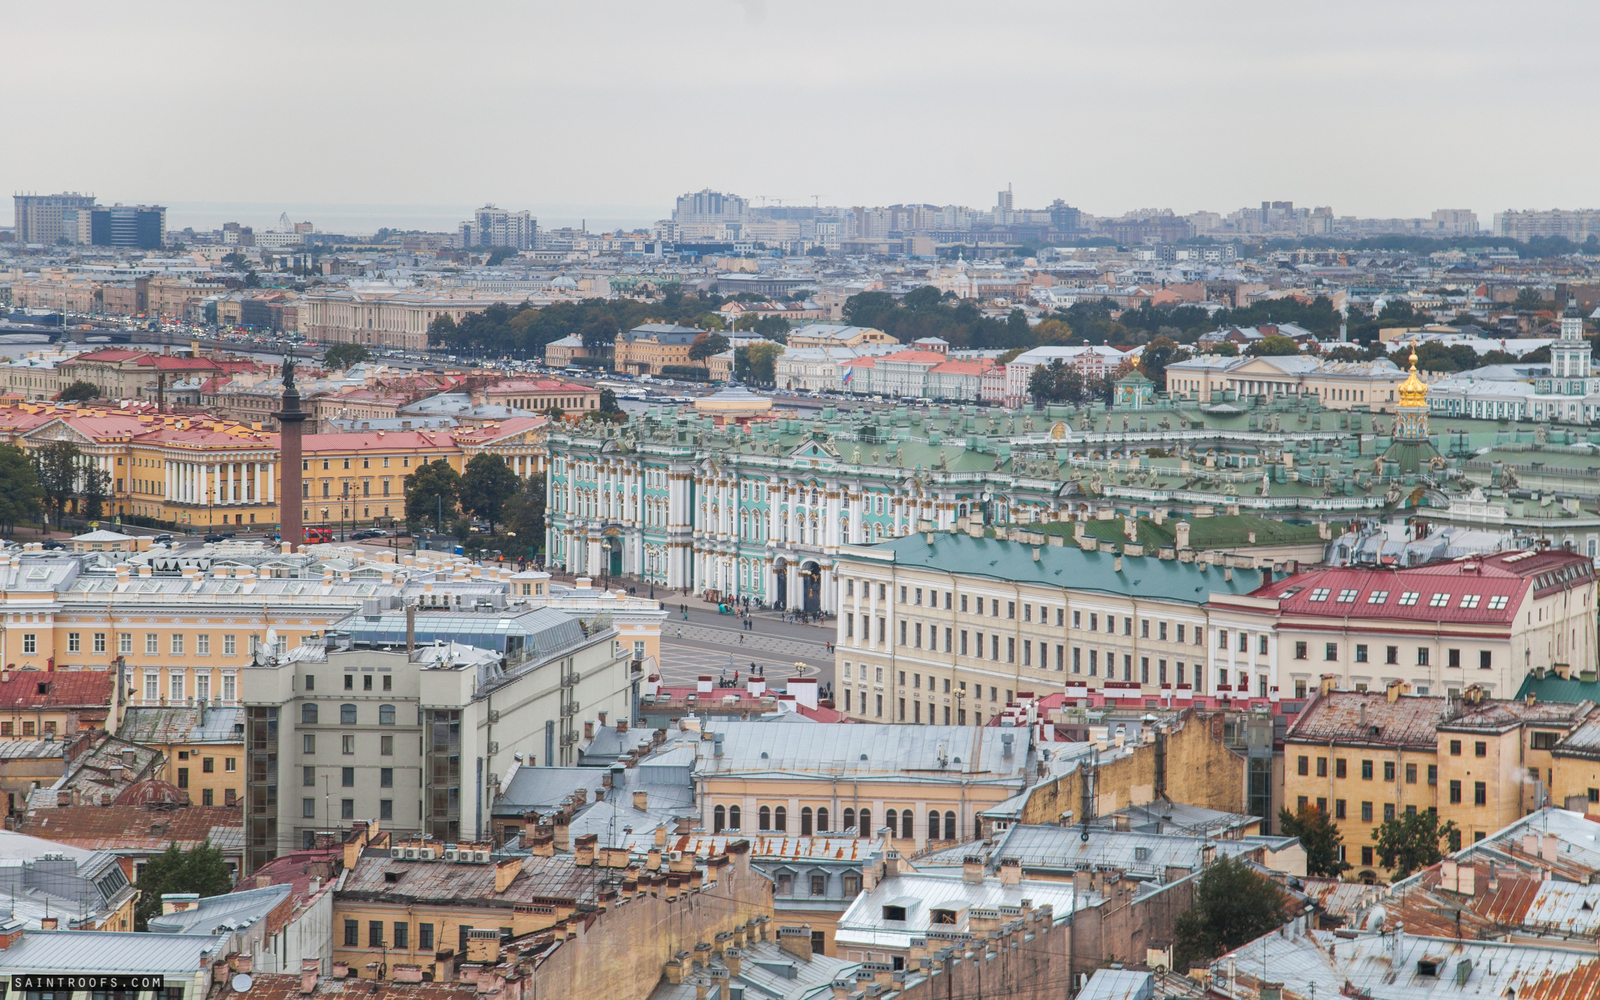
top-left (1138, 336), bottom-right (1191, 388)
top-left (502, 476), bottom-right (546, 557)
top-left (1173, 855), bottom-right (1289, 971)
top-left (458, 454), bottom-right (519, 533)
top-left (0, 444), bottom-right (42, 536)
top-left (1027, 359), bottom-right (1085, 405)
top-left (1373, 808), bottom-right (1460, 881)
top-left (688, 332), bottom-right (731, 362)
top-left (1278, 804), bottom-right (1352, 878)
top-left (133, 841), bottom-right (234, 930)
top-left (1247, 335), bottom-right (1300, 357)
top-left (1514, 286), bottom-right (1548, 311)
top-left (323, 342), bottom-right (372, 370)
top-left (404, 459), bottom-right (461, 531)
top-left (57, 380), bottom-right (101, 403)
top-left (735, 342), bottom-right (783, 385)
top-left (1211, 340), bottom-right (1240, 357)
top-left (32, 440), bottom-right (84, 527)
top-left (598, 387), bottom-right (622, 414)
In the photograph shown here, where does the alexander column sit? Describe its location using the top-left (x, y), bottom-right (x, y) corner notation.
top-left (275, 353), bottom-right (307, 550)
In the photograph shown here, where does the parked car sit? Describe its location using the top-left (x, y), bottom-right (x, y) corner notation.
top-left (152, 533), bottom-right (173, 544)
top-left (40, 539), bottom-right (64, 550)
top-left (203, 533), bottom-right (225, 543)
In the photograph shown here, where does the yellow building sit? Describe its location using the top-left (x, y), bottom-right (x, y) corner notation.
top-left (117, 705), bottom-right (245, 808)
top-left (613, 324), bottom-right (704, 376)
top-left (1283, 683), bottom-right (1593, 881)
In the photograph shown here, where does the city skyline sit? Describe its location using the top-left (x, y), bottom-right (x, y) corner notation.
top-left (8, 1), bottom-right (1600, 230)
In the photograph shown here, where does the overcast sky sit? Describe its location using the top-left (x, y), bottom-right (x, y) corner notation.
top-left (8, 1), bottom-right (1598, 233)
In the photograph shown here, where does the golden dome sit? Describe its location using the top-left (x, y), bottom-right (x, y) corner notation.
top-left (1397, 348), bottom-right (1429, 408)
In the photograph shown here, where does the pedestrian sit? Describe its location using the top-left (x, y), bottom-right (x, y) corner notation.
top-left (739, 634), bottom-right (744, 644)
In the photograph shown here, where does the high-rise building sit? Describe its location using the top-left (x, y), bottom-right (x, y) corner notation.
top-left (672, 189), bottom-right (748, 224)
top-left (996, 184), bottom-right (1013, 212)
top-left (458, 204), bottom-right (536, 250)
top-left (89, 204), bottom-right (166, 249)
top-left (13, 192), bottom-right (97, 245)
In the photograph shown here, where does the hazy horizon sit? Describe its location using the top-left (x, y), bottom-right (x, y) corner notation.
top-left (8, 1), bottom-right (1600, 233)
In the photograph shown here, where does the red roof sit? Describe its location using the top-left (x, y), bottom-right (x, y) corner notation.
top-left (0, 670), bottom-right (112, 709)
top-left (147, 356), bottom-right (220, 371)
top-left (1238, 549), bottom-right (1593, 625)
top-left (302, 431), bottom-right (457, 452)
top-left (17, 804), bottom-right (241, 853)
top-left (65, 349), bottom-right (148, 363)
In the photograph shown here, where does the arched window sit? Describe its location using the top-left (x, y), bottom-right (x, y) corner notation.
top-left (774, 807), bottom-right (787, 832)
top-left (800, 807), bottom-right (813, 836)
top-left (928, 810), bottom-right (941, 841)
top-left (974, 817), bottom-right (983, 840)
top-left (340, 703), bottom-right (356, 725)
top-left (378, 704), bottom-right (395, 725)
top-left (944, 811), bottom-right (957, 841)
top-left (728, 805), bottom-right (741, 831)
top-left (714, 805), bottom-right (726, 834)
top-left (816, 807), bottom-right (829, 833)
top-left (885, 809), bottom-right (898, 836)
top-left (759, 806), bottom-right (772, 831)
top-left (901, 811), bottom-right (913, 839)
top-left (842, 807), bottom-right (855, 832)
top-left (858, 809), bottom-right (871, 837)
top-left (301, 703), bottom-right (318, 724)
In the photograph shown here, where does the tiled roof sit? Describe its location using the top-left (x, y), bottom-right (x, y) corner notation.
top-left (0, 669), bottom-right (112, 709)
top-left (1284, 691), bottom-right (1445, 749)
top-left (18, 805), bottom-right (244, 853)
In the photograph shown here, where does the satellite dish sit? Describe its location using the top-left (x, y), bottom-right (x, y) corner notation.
top-left (232, 974), bottom-right (253, 993)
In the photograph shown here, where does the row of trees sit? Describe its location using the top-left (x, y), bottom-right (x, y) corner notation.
top-left (425, 292), bottom-right (779, 358)
top-left (403, 454), bottom-right (545, 558)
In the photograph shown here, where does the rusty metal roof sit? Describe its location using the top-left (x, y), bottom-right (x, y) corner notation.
top-left (1284, 691), bottom-right (1446, 749)
top-left (339, 851), bottom-right (607, 907)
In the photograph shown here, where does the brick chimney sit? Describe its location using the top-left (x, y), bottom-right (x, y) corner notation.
top-left (299, 959), bottom-right (319, 995)
top-left (494, 858), bottom-right (521, 893)
top-left (634, 790), bottom-right (649, 811)
top-left (552, 813), bottom-right (570, 851)
top-left (574, 833), bottom-right (598, 867)
top-left (777, 925), bottom-right (813, 962)
top-left (962, 856), bottom-right (984, 884)
top-left (999, 858), bottom-right (1022, 886)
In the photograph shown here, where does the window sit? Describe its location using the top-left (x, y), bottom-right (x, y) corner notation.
top-left (1325, 643), bottom-right (1337, 661)
top-left (1384, 761), bottom-right (1396, 781)
top-left (341, 767), bottom-right (354, 787)
top-left (93, 632), bottom-right (106, 653)
top-left (1367, 591), bottom-right (1389, 604)
top-left (1532, 731), bottom-right (1558, 750)
top-left (301, 703), bottom-right (318, 724)
top-left (171, 634), bottom-right (184, 655)
top-left (68, 632), bottom-right (80, 653)
top-left (1315, 757), bottom-right (1327, 777)
top-left (1459, 594), bottom-right (1481, 609)
top-left (1487, 595), bottom-right (1509, 610)
top-left (1428, 764), bottom-right (1437, 785)
top-left (1417, 648), bottom-right (1429, 666)
top-left (363, 675), bottom-right (373, 691)
top-left (1384, 803), bottom-right (1396, 822)
top-left (344, 674), bottom-right (353, 690)
top-left (1449, 739), bottom-right (1462, 755)
top-left (380, 767), bottom-right (393, 787)
top-left (303, 734), bottom-right (316, 754)
top-left (370, 920), bottom-right (385, 947)
top-left (1474, 781), bottom-right (1487, 806)
top-left (1386, 646), bottom-right (1398, 665)
top-left (379, 704), bottom-right (396, 725)
top-left (1428, 592), bottom-right (1450, 607)
top-left (224, 634), bottom-right (236, 656)
top-left (394, 922), bottom-right (408, 950)
top-left (1336, 589), bottom-right (1358, 603)
top-left (120, 633), bottom-right (132, 655)
top-left (381, 734), bottom-right (393, 755)
top-left (343, 735), bottom-right (355, 754)
top-left (146, 633), bottom-right (158, 655)
top-left (811, 875), bottom-right (827, 896)
top-left (1398, 591), bottom-right (1420, 606)
top-left (1294, 642), bottom-right (1307, 660)
top-left (1449, 779), bottom-right (1463, 804)
top-left (344, 920), bottom-right (359, 947)
top-left (341, 799), bottom-right (354, 819)
top-left (1361, 801), bottom-right (1373, 822)
top-left (1361, 759), bottom-right (1373, 780)
top-left (1405, 763), bottom-right (1417, 784)
top-left (303, 766), bottom-right (315, 787)
top-left (1475, 741), bottom-right (1487, 757)
top-left (419, 923), bottom-right (434, 951)
top-left (1307, 588), bottom-right (1330, 602)
top-left (1335, 759), bottom-right (1347, 779)
top-left (1298, 755), bottom-right (1309, 776)
top-left (1480, 650), bottom-right (1492, 670)
top-left (203, 757), bottom-right (214, 773)
top-left (197, 634), bottom-right (210, 655)
top-left (340, 704), bottom-right (357, 725)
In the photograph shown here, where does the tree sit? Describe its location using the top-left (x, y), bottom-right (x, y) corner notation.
top-left (689, 333), bottom-right (731, 363)
top-left (735, 342), bottom-right (783, 385)
top-left (403, 459), bottom-right (461, 532)
top-left (753, 315), bottom-right (790, 343)
top-left (695, 313), bottom-right (727, 332)
top-left (1139, 337), bottom-right (1191, 389)
top-left (1027, 359), bottom-right (1085, 405)
top-left (427, 313), bottom-right (458, 346)
top-left (79, 463), bottom-right (110, 521)
top-left (598, 388), bottom-right (622, 414)
top-left (459, 454), bottom-right (519, 533)
top-left (57, 380), bottom-right (100, 403)
top-left (32, 440), bottom-right (83, 528)
top-left (0, 444), bottom-right (42, 536)
top-left (502, 475), bottom-right (546, 557)
top-left (1372, 809), bottom-right (1460, 881)
top-left (133, 841), bottom-right (234, 930)
top-left (1172, 855), bottom-right (1288, 972)
top-left (1211, 341), bottom-right (1240, 356)
top-left (1247, 335), bottom-right (1300, 357)
top-left (323, 342), bottom-right (372, 370)
top-left (1278, 805), bottom-right (1352, 878)
top-left (842, 291), bottom-right (899, 329)
top-left (1514, 286), bottom-right (1547, 311)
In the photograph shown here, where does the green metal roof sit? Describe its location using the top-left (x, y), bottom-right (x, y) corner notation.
top-left (859, 531), bottom-right (1268, 605)
top-left (1513, 673), bottom-right (1600, 704)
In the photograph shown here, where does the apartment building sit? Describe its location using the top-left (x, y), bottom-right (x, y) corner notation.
top-left (12, 193), bottom-right (96, 245)
top-left (53, 348), bottom-right (220, 401)
top-left (1208, 548), bottom-right (1596, 701)
top-left (1282, 685), bottom-right (1593, 880)
top-left (242, 606), bottom-right (640, 869)
top-left (832, 531), bottom-right (1262, 723)
top-left (785, 325), bottom-right (896, 350)
top-left (118, 705), bottom-right (245, 808)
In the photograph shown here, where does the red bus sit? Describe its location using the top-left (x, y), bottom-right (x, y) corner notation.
top-left (304, 526), bottom-right (334, 544)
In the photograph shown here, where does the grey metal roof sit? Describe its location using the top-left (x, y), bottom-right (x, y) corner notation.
top-left (691, 721), bottom-right (1028, 784)
top-left (118, 706), bottom-right (244, 745)
top-left (0, 928), bottom-right (227, 974)
top-left (1079, 969), bottom-right (1154, 1000)
top-left (921, 824), bottom-right (1283, 882)
top-left (148, 883), bottom-right (291, 935)
top-left (647, 939), bottom-right (862, 1000)
top-left (332, 606), bottom-right (588, 662)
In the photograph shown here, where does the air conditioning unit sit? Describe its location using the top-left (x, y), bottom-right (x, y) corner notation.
top-left (403, 847), bottom-right (418, 860)
top-left (443, 847), bottom-right (459, 862)
top-left (390, 847), bottom-right (406, 860)
top-left (488, 709), bottom-right (501, 724)
top-left (473, 849), bottom-right (490, 864)
top-left (487, 741), bottom-right (500, 756)
top-left (419, 848), bottom-right (437, 861)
